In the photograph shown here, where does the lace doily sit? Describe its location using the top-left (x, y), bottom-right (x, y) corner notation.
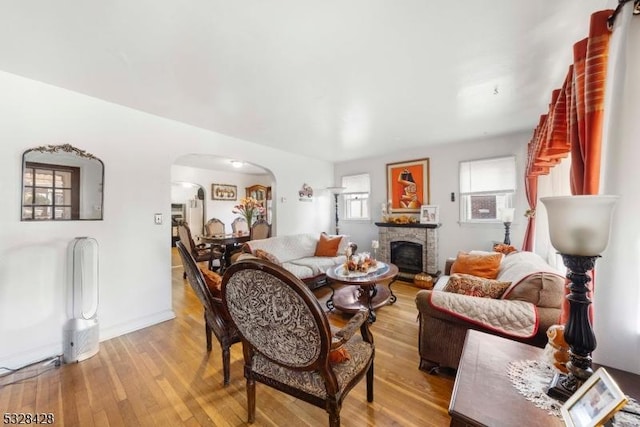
top-left (507, 360), bottom-right (640, 427)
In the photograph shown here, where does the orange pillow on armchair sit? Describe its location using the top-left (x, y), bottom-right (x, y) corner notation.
top-left (450, 251), bottom-right (502, 280)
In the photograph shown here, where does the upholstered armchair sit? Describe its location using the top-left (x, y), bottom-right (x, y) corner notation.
top-left (176, 241), bottom-right (241, 385)
top-left (222, 259), bottom-right (375, 427)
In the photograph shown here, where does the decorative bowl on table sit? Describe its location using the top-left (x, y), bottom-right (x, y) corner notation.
top-left (344, 253), bottom-right (377, 274)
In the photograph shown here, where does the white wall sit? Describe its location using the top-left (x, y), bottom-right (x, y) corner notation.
top-left (334, 132), bottom-right (529, 265)
top-left (0, 71), bottom-right (333, 369)
top-left (595, 6), bottom-right (640, 375)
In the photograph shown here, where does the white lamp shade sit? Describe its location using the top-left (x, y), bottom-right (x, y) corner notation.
top-left (501, 208), bottom-right (515, 223)
top-left (540, 195), bottom-right (618, 256)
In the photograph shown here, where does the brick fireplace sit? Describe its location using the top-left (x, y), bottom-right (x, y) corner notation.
top-left (375, 222), bottom-right (441, 279)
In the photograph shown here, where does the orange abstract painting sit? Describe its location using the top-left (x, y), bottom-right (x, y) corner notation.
top-left (386, 158), bottom-right (430, 213)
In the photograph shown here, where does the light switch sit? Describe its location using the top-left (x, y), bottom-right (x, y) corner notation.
top-left (154, 213), bottom-right (162, 224)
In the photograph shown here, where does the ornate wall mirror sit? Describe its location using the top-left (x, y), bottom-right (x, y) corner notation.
top-left (21, 144), bottom-right (104, 221)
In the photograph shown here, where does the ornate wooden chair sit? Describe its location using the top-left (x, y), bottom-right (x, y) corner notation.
top-left (231, 217), bottom-right (249, 234)
top-left (176, 241), bottom-right (241, 385)
top-left (221, 259), bottom-right (375, 427)
top-left (249, 218), bottom-right (270, 240)
top-left (204, 218), bottom-right (226, 236)
top-left (203, 218), bottom-right (227, 270)
top-left (177, 222), bottom-right (221, 277)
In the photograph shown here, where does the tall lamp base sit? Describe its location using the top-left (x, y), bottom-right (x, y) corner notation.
top-left (547, 372), bottom-right (579, 401)
top-left (546, 254), bottom-right (599, 402)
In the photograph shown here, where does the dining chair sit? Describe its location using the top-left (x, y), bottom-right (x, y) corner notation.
top-left (177, 222), bottom-right (221, 277)
top-left (221, 259), bottom-right (375, 427)
top-left (250, 218), bottom-right (271, 240)
top-left (231, 217), bottom-right (249, 235)
top-left (176, 241), bottom-right (241, 386)
top-left (205, 218), bottom-right (226, 236)
top-left (204, 218), bottom-right (227, 269)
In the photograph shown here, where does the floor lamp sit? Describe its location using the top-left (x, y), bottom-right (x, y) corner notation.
top-left (327, 186), bottom-right (345, 235)
top-left (540, 195), bottom-right (618, 401)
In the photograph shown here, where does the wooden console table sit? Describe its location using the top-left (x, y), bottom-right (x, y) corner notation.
top-left (449, 330), bottom-right (640, 427)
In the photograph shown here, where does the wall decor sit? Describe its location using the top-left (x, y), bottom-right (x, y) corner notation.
top-left (212, 183), bottom-right (237, 201)
top-left (298, 183), bottom-right (313, 201)
top-left (386, 158), bottom-right (430, 213)
top-left (420, 205), bottom-right (439, 224)
top-left (21, 143), bottom-right (104, 221)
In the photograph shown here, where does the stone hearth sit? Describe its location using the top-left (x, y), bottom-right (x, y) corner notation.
top-left (375, 222), bottom-right (441, 279)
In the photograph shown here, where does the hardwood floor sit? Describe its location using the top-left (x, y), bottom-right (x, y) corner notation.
top-left (0, 250), bottom-right (455, 426)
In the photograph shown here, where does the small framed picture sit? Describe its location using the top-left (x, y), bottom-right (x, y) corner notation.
top-left (561, 368), bottom-right (628, 427)
top-left (420, 205), bottom-right (439, 224)
top-left (211, 183), bottom-right (237, 201)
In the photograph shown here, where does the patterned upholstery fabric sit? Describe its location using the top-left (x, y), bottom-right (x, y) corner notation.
top-left (222, 259), bottom-right (375, 425)
top-left (225, 268), bottom-right (323, 366)
top-left (253, 336), bottom-right (373, 398)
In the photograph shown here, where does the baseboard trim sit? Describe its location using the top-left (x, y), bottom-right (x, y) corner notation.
top-left (0, 310), bottom-right (176, 372)
top-left (100, 309), bottom-right (176, 341)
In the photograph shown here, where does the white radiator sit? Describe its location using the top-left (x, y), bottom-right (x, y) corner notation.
top-left (63, 237), bottom-right (100, 363)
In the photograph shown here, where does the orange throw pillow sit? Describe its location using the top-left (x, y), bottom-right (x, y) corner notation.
top-left (199, 268), bottom-right (222, 297)
top-left (314, 233), bottom-right (343, 257)
top-left (450, 251), bottom-right (502, 280)
top-left (329, 347), bottom-right (351, 364)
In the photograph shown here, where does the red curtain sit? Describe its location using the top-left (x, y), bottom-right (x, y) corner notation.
top-left (523, 10), bottom-right (613, 323)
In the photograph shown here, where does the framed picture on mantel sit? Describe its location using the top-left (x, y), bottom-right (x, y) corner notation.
top-left (420, 205), bottom-right (439, 224)
top-left (386, 158), bottom-right (430, 214)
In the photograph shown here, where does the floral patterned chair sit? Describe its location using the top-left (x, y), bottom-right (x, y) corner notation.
top-left (222, 259), bottom-right (375, 427)
top-left (176, 241), bottom-right (241, 385)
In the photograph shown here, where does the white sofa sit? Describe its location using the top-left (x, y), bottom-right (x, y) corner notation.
top-left (234, 233), bottom-right (350, 289)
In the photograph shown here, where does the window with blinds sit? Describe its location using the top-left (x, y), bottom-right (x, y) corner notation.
top-left (459, 156), bottom-right (516, 222)
top-left (341, 173), bottom-right (370, 220)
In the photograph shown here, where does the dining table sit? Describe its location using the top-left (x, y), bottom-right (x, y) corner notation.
top-left (200, 232), bottom-right (251, 273)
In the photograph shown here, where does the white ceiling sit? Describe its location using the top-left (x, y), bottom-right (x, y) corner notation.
top-left (0, 1), bottom-right (610, 164)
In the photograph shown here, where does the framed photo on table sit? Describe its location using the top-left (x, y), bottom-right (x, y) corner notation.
top-left (561, 368), bottom-right (628, 427)
top-left (386, 158), bottom-right (430, 214)
top-left (420, 205), bottom-right (439, 224)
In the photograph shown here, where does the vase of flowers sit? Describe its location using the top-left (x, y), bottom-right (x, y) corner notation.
top-left (233, 197), bottom-right (265, 226)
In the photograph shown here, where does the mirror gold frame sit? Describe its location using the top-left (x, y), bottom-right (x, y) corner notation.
top-left (21, 144), bottom-right (104, 221)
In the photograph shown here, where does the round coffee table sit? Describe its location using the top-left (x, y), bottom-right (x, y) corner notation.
top-left (325, 262), bottom-right (399, 323)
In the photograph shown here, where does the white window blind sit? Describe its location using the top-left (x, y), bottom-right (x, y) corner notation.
top-left (459, 156), bottom-right (516, 222)
top-left (342, 174), bottom-right (370, 194)
top-left (460, 156), bottom-right (516, 195)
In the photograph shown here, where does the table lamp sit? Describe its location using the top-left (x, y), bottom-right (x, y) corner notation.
top-left (540, 195), bottom-right (618, 400)
top-left (501, 208), bottom-right (515, 245)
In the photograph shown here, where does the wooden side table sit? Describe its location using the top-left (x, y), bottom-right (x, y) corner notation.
top-left (449, 330), bottom-right (640, 427)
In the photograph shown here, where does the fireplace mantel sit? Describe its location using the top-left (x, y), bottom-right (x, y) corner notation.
top-left (374, 222), bottom-right (441, 229)
top-left (375, 222), bottom-right (441, 279)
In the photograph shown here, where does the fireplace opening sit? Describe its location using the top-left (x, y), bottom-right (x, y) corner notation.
top-left (390, 241), bottom-right (423, 274)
